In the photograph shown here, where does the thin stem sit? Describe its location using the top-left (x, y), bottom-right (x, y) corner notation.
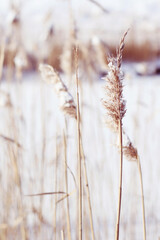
top-left (75, 46), bottom-right (82, 240)
top-left (80, 136), bottom-right (95, 240)
top-left (87, 0), bottom-right (109, 14)
top-left (115, 119), bottom-right (123, 240)
top-left (137, 156), bottom-right (146, 240)
top-left (39, 84), bottom-right (46, 227)
top-left (63, 130), bottom-right (72, 240)
top-left (0, 39), bottom-right (5, 82)
top-left (61, 230), bottom-right (65, 240)
top-left (7, 106), bottom-right (27, 240)
top-left (54, 134), bottom-right (58, 240)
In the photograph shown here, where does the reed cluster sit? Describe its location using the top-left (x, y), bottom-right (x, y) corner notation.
top-left (0, 2), bottom-right (151, 240)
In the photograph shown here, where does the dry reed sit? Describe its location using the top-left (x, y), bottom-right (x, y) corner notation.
top-left (60, 0), bottom-right (77, 83)
top-left (102, 30), bottom-right (128, 240)
top-left (0, 4), bottom-right (151, 237)
top-left (54, 134), bottom-right (59, 240)
top-left (87, 0), bottom-right (109, 14)
top-left (63, 130), bottom-right (72, 240)
top-left (39, 46), bottom-right (95, 239)
top-left (75, 46), bottom-right (82, 240)
top-left (39, 64), bottom-right (77, 119)
top-left (0, 40), bottom-right (5, 81)
top-left (102, 30), bottom-right (146, 240)
top-left (7, 130), bottom-right (27, 240)
top-left (61, 229), bottom-right (65, 240)
top-left (123, 133), bottom-right (146, 240)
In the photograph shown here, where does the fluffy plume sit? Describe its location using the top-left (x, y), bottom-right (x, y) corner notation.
top-left (123, 132), bottom-right (138, 160)
top-left (123, 142), bottom-right (138, 160)
top-left (39, 64), bottom-right (77, 119)
top-left (102, 31), bottom-right (128, 131)
top-left (102, 30), bottom-right (139, 161)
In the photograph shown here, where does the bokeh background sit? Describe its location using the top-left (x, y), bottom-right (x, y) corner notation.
top-left (0, 1), bottom-right (160, 240)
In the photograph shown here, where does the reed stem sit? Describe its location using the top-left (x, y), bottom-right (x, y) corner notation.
top-left (80, 137), bottom-right (95, 240)
top-left (63, 130), bottom-right (72, 240)
top-left (61, 230), bottom-right (65, 240)
top-left (75, 47), bottom-right (82, 240)
top-left (115, 118), bottom-right (123, 240)
top-left (54, 135), bottom-right (58, 240)
top-left (137, 156), bottom-right (146, 240)
top-left (0, 39), bottom-right (5, 81)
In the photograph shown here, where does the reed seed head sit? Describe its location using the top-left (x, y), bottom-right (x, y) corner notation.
top-left (102, 31), bottom-right (129, 131)
top-left (123, 141), bottom-right (138, 160)
top-left (123, 132), bottom-right (138, 160)
top-left (39, 64), bottom-right (77, 119)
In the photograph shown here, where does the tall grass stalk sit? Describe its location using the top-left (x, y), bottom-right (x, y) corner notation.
top-left (102, 28), bottom-right (146, 240)
top-left (80, 139), bottom-right (95, 240)
top-left (75, 46), bottom-right (82, 240)
top-left (0, 40), bottom-right (5, 81)
top-left (7, 118), bottom-right (27, 240)
top-left (5, 88), bottom-right (28, 239)
top-left (123, 135), bottom-right (146, 240)
top-left (53, 134), bottom-right (59, 240)
top-left (137, 156), bottom-right (146, 240)
top-left (39, 83), bottom-right (46, 230)
top-left (61, 230), bottom-right (65, 240)
top-left (63, 129), bottom-right (72, 240)
top-left (8, 145), bottom-right (27, 240)
top-left (102, 30), bottom-right (128, 240)
top-left (75, 48), bottom-right (95, 240)
top-left (115, 119), bottom-right (123, 240)
top-left (39, 59), bottom-right (95, 239)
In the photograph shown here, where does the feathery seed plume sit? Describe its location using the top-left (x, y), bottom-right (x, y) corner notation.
top-left (123, 132), bottom-right (138, 160)
top-left (102, 30), bottom-right (138, 161)
top-left (39, 64), bottom-right (77, 119)
top-left (102, 31), bottom-right (129, 131)
top-left (102, 31), bottom-right (129, 240)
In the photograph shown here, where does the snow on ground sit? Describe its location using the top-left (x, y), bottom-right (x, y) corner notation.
top-left (0, 66), bottom-right (160, 239)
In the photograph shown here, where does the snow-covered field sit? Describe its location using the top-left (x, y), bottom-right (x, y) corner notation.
top-left (0, 67), bottom-right (160, 239)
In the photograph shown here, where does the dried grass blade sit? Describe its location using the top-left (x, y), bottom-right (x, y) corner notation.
top-left (0, 134), bottom-right (23, 148)
top-left (25, 191), bottom-right (67, 197)
top-left (56, 190), bottom-right (76, 204)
